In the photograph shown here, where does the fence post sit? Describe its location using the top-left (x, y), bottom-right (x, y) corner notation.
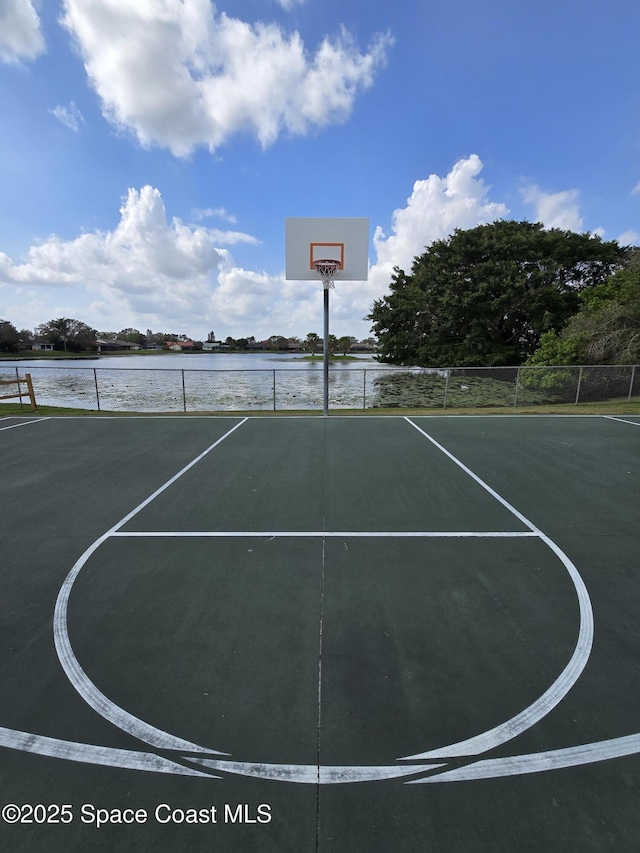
top-left (575, 366), bottom-right (583, 405)
top-left (15, 366), bottom-right (22, 409)
top-left (93, 368), bottom-right (101, 411)
top-left (363, 369), bottom-right (367, 410)
top-left (24, 374), bottom-right (37, 412)
top-left (1, 372), bottom-right (37, 411)
top-left (181, 369), bottom-right (187, 412)
top-left (629, 365), bottom-right (636, 402)
top-left (443, 369), bottom-right (450, 409)
top-left (514, 367), bottom-right (521, 408)
top-left (273, 370), bottom-right (276, 411)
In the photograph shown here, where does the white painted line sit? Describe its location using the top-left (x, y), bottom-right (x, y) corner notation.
top-left (40, 415), bottom-right (243, 420)
top-left (317, 538), bottom-right (326, 788)
top-left (54, 534), bottom-right (217, 753)
top-left (53, 418), bottom-right (248, 755)
top-left (248, 414), bottom-right (607, 419)
top-left (404, 417), bottom-right (536, 532)
top-left (11, 412), bottom-right (617, 786)
top-left (400, 418), bottom-right (594, 761)
top-left (187, 757), bottom-right (442, 784)
top-left (409, 732), bottom-right (640, 783)
top-left (111, 530), bottom-right (539, 539)
top-left (0, 726), bottom-right (214, 777)
top-left (405, 414), bottom-right (605, 419)
top-left (604, 415), bottom-right (640, 427)
top-left (101, 418), bottom-right (249, 533)
top-left (0, 417), bottom-right (50, 432)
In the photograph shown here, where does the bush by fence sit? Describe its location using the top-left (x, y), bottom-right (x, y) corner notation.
top-left (0, 363), bottom-right (637, 413)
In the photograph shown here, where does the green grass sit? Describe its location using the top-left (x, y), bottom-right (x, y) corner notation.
top-left (372, 372), bottom-right (549, 409)
top-left (299, 354), bottom-right (362, 361)
top-left (2, 399), bottom-right (639, 418)
top-left (0, 351), bottom-right (99, 360)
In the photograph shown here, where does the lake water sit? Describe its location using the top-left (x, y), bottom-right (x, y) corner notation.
top-left (1, 352), bottom-right (379, 371)
top-left (0, 352), bottom-right (416, 412)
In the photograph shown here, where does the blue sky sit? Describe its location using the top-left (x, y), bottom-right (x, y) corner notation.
top-left (0, 0), bottom-right (638, 342)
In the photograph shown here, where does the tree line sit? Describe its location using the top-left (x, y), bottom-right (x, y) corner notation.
top-left (368, 220), bottom-right (639, 367)
top-left (7, 219), bottom-right (633, 367)
top-left (0, 319), bottom-right (373, 355)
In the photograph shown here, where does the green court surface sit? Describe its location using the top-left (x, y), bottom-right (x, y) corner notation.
top-left (1, 414), bottom-right (639, 852)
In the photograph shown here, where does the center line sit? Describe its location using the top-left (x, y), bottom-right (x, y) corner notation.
top-left (111, 531), bottom-right (539, 538)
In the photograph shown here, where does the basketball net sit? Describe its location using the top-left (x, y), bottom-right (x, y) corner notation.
top-left (313, 259), bottom-right (340, 290)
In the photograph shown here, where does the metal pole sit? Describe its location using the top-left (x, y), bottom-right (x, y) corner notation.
top-left (15, 366), bottom-right (23, 409)
top-left (273, 369), bottom-right (276, 412)
top-left (363, 369), bottom-right (367, 410)
top-left (575, 366), bottom-right (583, 405)
top-left (182, 369), bottom-right (187, 412)
top-left (628, 365), bottom-right (636, 402)
top-left (94, 368), bottom-right (101, 411)
top-left (514, 367), bottom-right (521, 408)
top-left (323, 287), bottom-right (329, 417)
top-left (443, 369), bottom-right (450, 409)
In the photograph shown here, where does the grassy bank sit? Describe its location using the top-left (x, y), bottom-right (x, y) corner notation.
top-left (2, 399), bottom-right (638, 418)
top-left (0, 351), bottom-right (99, 360)
top-left (300, 354), bottom-right (362, 361)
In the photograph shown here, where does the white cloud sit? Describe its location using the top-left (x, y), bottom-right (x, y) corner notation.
top-left (373, 155), bottom-right (508, 275)
top-left (0, 185), bottom-right (303, 337)
top-left (632, 182), bottom-right (640, 196)
top-left (51, 102), bottom-right (85, 132)
top-left (0, 186), bottom-right (262, 332)
top-left (0, 159), bottom-right (516, 339)
top-left (192, 207), bottom-right (237, 223)
top-left (0, 186), bottom-right (266, 290)
top-left (0, 0), bottom-right (45, 63)
top-left (618, 230), bottom-right (640, 246)
top-left (333, 155), bottom-right (509, 335)
top-left (210, 263), bottom-right (335, 339)
top-left (521, 185), bottom-right (584, 231)
top-left (60, 0), bottom-right (392, 155)
top-left (275, 0), bottom-right (306, 9)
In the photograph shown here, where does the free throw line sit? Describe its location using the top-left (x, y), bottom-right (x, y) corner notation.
top-left (110, 530), bottom-right (539, 538)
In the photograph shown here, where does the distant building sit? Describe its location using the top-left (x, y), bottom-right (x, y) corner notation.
top-left (349, 341), bottom-right (377, 353)
top-left (165, 340), bottom-right (196, 351)
top-left (96, 339), bottom-right (141, 352)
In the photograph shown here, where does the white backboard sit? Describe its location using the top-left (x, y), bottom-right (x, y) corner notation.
top-left (285, 218), bottom-right (369, 281)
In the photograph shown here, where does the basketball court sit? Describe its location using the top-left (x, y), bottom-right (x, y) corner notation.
top-left (1, 412), bottom-right (639, 851)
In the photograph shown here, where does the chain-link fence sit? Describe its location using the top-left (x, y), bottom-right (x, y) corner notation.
top-left (0, 363), bottom-right (638, 413)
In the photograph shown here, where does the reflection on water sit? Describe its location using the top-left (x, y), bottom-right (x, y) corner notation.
top-left (3, 352), bottom-right (377, 371)
top-left (0, 358), bottom-right (411, 412)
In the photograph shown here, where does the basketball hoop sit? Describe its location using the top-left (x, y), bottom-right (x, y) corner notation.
top-left (313, 259), bottom-right (340, 289)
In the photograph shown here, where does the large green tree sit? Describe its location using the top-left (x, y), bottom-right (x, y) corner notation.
top-left (0, 320), bottom-right (20, 352)
top-left (118, 328), bottom-right (146, 346)
top-left (36, 318), bottom-right (97, 352)
top-left (368, 221), bottom-right (625, 367)
top-left (305, 332), bottom-right (321, 355)
top-left (336, 335), bottom-right (356, 355)
top-left (526, 259), bottom-right (640, 366)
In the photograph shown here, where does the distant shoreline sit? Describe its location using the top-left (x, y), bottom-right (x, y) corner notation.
top-left (0, 349), bottom-right (374, 361)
